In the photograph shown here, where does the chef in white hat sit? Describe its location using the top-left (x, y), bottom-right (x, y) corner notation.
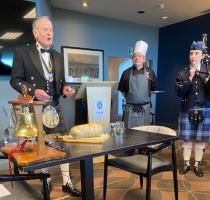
top-left (118, 40), bottom-right (158, 128)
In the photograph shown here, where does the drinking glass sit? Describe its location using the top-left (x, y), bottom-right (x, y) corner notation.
top-left (115, 121), bottom-right (125, 133)
top-left (110, 123), bottom-right (117, 135)
top-left (2, 105), bottom-right (17, 144)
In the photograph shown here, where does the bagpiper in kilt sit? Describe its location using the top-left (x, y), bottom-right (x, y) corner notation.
top-left (175, 40), bottom-right (210, 177)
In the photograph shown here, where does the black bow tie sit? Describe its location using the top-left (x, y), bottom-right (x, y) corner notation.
top-left (40, 48), bottom-right (51, 53)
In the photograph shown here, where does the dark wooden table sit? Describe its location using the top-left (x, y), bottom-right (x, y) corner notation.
top-left (0, 129), bottom-right (178, 199)
top-left (18, 128), bottom-right (178, 200)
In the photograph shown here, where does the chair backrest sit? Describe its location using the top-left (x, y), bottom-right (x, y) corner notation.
top-left (132, 125), bottom-right (177, 136)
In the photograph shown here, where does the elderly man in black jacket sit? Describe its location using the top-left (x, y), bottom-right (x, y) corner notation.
top-left (10, 16), bottom-right (81, 196)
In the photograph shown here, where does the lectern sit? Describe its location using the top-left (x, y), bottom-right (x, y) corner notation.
top-left (75, 81), bottom-right (117, 133)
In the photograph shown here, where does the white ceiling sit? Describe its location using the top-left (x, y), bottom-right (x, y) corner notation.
top-left (50, 0), bottom-right (210, 28)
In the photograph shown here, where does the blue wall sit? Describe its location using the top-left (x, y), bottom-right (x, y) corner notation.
top-left (52, 9), bottom-right (159, 80)
top-left (0, 0), bottom-right (160, 129)
top-left (156, 13), bottom-right (210, 127)
top-left (36, 0), bottom-right (52, 19)
top-left (51, 9), bottom-right (159, 128)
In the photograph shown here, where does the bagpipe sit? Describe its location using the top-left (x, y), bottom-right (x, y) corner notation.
top-left (199, 34), bottom-right (210, 98)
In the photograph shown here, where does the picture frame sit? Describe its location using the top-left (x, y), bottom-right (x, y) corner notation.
top-left (62, 46), bottom-right (104, 83)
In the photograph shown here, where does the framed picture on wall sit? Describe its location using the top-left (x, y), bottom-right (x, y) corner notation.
top-left (62, 46), bottom-right (104, 83)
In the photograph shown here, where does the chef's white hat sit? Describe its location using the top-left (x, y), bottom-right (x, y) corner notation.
top-left (134, 40), bottom-right (148, 56)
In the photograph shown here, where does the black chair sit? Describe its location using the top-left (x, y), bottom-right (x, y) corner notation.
top-left (103, 125), bottom-right (178, 200)
top-left (0, 154), bottom-right (50, 200)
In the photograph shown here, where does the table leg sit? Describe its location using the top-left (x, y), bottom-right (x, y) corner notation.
top-left (80, 157), bottom-right (94, 200)
top-left (172, 142), bottom-right (178, 200)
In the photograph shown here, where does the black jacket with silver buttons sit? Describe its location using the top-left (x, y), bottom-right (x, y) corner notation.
top-left (175, 65), bottom-right (210, 112)
top-left (10, 43), bottom-right (66, 104)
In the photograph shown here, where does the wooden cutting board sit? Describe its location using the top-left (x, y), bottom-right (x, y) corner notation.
top-left (58, 134), bottom-right (110, 144)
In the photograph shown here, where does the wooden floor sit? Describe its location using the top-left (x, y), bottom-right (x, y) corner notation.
top-left (1, 141), bottom-right (210, 199)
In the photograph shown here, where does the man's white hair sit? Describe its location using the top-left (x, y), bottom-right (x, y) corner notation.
top-left (32, 16), bottom-right (51, 30)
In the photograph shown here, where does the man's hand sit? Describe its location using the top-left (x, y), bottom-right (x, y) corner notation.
top-left (35, 89), bottom-right (50, 101)
top-left (189, 67), bottom-right (196, 81)
top-left (63, 86), bottom-right (75, 97)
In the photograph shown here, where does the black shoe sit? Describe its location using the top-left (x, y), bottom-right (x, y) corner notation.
top-left (194, 161), bottom-right (204, 177)
top-left (179, 161), bottom-right (191, 175)
top-left (41, 181), bottom-right (52, 195)
top-left (62, 183), bottom-right (81, 197)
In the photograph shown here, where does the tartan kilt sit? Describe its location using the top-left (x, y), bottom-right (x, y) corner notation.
top-left (178, 108), bottom-right (210, 141)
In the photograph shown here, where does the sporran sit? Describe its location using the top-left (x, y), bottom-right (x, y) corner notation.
top-left (188, 109), bottom-right (204, 123)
